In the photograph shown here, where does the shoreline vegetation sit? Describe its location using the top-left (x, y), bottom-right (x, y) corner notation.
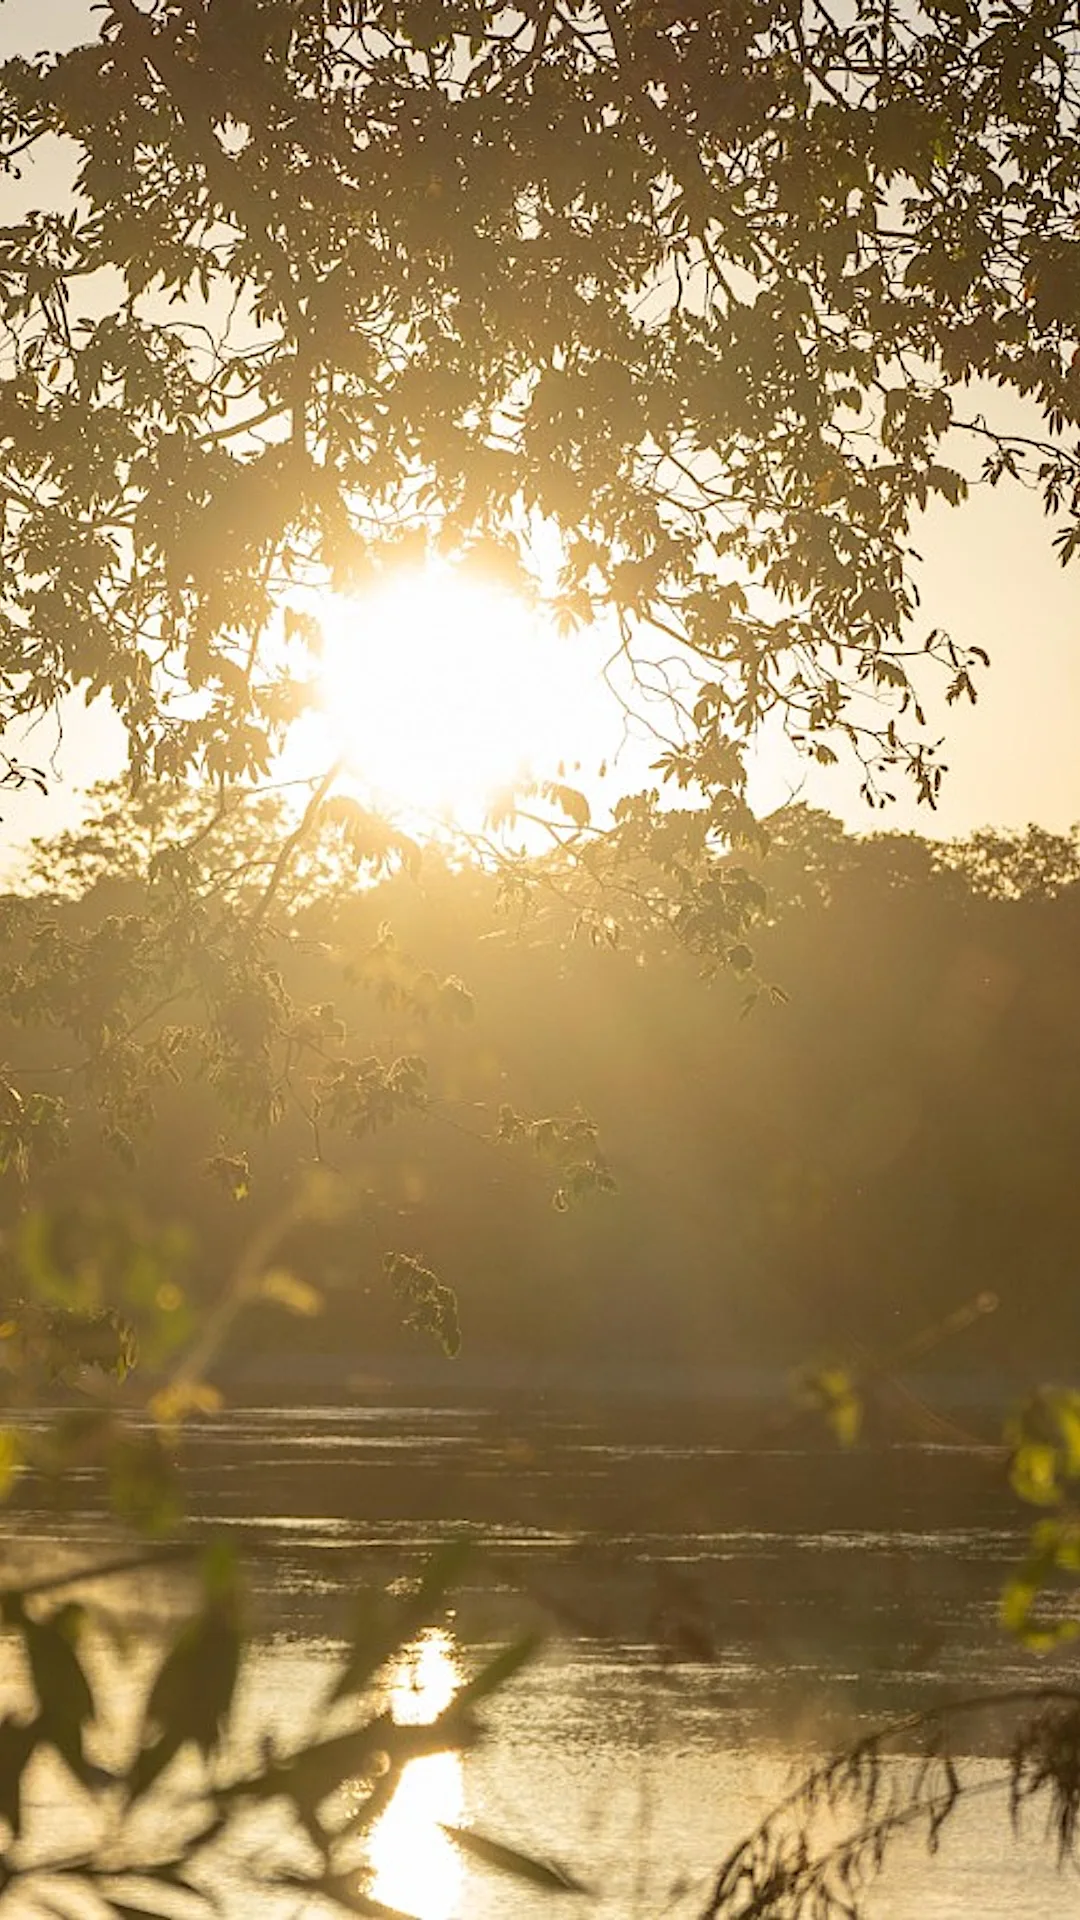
top-left (6, 806), bottom-right (1080, 1395)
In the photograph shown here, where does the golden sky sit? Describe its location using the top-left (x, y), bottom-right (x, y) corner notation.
top-left (748, 479), bottom-right (1080, 839)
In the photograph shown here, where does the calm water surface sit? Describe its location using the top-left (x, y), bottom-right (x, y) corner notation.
top-left (5, 1398), bottom-right (1078, 1918)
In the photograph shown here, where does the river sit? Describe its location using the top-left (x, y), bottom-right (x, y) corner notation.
top-left (3, 1395), bottom-right (1079, 1918)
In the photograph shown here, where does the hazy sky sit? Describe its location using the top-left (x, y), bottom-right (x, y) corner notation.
top-left (1, 0), bottom-right (97, 60)
top-left (0, 0), bottom-right (1077, 869)
top-left (748, 477), bottom-right (1080, 839)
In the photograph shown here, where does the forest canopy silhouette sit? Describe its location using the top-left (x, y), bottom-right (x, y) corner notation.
top-left (3, 790), bottom-right (1078, 1390)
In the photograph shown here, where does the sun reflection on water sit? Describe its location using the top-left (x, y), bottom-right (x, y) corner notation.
top-left (369, 1628), bottom-right (465, 1920)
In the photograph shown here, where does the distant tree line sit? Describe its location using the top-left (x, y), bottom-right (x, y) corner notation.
top-left (2, 791), bottom-right (1078, 1389)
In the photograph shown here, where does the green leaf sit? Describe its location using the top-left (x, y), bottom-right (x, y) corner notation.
top-left (1000, 1516), bottom-right (1080, 1648)
top-left (1006, 1390), bottom-right (1080, 1508)
top-left (1011, 1441), bottom-right (1062, 1508)
top-left (258, 1269), bottom-right (323, 1317)
top-left (795, 1365), bottom-right (863, 1447)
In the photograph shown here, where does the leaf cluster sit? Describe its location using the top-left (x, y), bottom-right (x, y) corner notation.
top-left (0, 1540), bottom-right (564, 1917)
top-left (1001, 1388), bottom-right (1080, 1649)
top-left (496, 1101), bottom-right (615, 1211)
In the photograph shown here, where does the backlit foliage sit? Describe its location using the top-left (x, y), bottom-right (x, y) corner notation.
top-left (702, 1689), bottom-right (1080, 1920)
top-left (0, 1541), bottom-right (562, 1915)
top-left (0, 0), bottom-right (1077, 823)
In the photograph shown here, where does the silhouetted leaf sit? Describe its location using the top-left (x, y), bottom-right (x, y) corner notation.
top-left (0, 1717), bottom-right (39, 1838)
top-left (21, 1602), bottom-right (95, 1781)
top-left (455, 1634), bottom-right (541, 1707)
top-left (127, 1553), bottom-right (242, 1803)
top-left (331, 1539), bottom-right (472, 1704)
top-left (383, 1253), bottom-right (460, 1357)
top-left (441, 1824), bottom-right (590, 1894)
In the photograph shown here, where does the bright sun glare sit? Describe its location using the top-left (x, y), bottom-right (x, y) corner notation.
top-left (368, 1628), bottom-right (464, 1920)
top-left (314, 563), bottom-right (584, 821)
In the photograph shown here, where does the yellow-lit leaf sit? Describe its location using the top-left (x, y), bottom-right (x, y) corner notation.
top-left (258, 1269), bottom-right (323, 1317)
top-left (1011, 1441), bottom-right (1062, 1508)
top-left (796, 1365), bottom-right (863, 1448)
top-left (150, 1381), bottom-right (224, 1426)
top-left (204, 1149), bottom-right (250, 1202)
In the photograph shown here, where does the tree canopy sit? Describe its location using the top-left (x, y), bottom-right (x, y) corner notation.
top-left (0, 0), bottom-right (1077, 828)
top-left (5, 12), bottom-right (1080, 1903)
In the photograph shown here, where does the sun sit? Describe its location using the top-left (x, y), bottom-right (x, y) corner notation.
top-left (312, 562), bottom-right (583, 821)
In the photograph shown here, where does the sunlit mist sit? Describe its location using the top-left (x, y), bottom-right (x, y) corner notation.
top-left (315, 563), bottom-right (583, 820)
top-left (369, 1628), bottom-right (464, 1920)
